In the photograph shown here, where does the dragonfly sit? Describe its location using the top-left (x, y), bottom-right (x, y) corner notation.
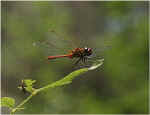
top-left (33, 29), bottom-right (106, 66)
top-left (48, 47), bottom-right (92, 65)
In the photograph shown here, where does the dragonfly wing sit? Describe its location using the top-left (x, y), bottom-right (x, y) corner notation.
top-left (33, 29), bottom-right (79, 56)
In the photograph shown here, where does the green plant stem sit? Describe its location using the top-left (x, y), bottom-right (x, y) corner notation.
top-left (10, 68), bottom-right (88, 114)
top-left (10, 59), bottom-right (104, 114)
top-left (10, 92), bottom-right (35, 114)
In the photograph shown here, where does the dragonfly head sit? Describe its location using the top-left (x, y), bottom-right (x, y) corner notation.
top-left (84, 47), bottom-right (92, 56)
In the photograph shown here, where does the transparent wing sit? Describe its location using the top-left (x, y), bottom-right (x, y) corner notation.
top-left (32, 29), bottom-right (79, 57)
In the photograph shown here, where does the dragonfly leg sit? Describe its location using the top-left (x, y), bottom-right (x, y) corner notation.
top-left (74, 57), bottom-right (82, 65)
top-left (80, 57), bottom-right (91, 67)
top-left (81, 57), bottom-right (84, 63)
top-left (81, 56), bottom-right (88, 64)
top-left (83, 57), bottom-right (86, 63)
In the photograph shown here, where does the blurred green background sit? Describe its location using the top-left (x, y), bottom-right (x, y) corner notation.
top-left (2, 1), bottom-right (149, 114)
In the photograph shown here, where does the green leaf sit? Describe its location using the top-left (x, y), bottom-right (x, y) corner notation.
top-left (88, 59), bottom-right (104, 70)
top-left (18, 79), bottom-right (36, 93)
top-left (23, 79), bottom-right (36, 93)
top-left (38, 67), bottom-right (89, 91)
top-left (25, 86), bottom-right (34, 93)
top-left (24, 79), bottom-right (36, 87)
top-left (38, 58), bottom-right (104, 92)
top-left (0, 97), bottom-right (15, 108)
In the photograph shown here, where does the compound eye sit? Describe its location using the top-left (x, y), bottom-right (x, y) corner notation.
top-left (84, 47), bottom-right (88, 50)
top-left (84, 47), bottom-right (88, 52)
top-left (88, 48), bottom-right (92, 52)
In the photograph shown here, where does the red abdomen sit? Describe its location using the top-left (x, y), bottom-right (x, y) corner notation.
top-left (48, 54), bottom-right (73, 60)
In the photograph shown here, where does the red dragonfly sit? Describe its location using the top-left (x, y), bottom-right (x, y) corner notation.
top-left (48, 47), bottom-right (92, 65)
top-left (33, 29), bottom-right (104, 66)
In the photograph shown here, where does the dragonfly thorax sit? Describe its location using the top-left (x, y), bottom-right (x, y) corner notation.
top-left (71, 47), bottom-right (92, 58)
top-left (83, 47), bottom-right (92, 56)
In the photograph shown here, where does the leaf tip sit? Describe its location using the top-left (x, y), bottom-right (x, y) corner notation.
top-left (88, 58), bottom-right (104, 70)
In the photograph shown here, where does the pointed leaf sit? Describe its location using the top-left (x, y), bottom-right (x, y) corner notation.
top-left (0, 97), bottom-right (15, 108)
